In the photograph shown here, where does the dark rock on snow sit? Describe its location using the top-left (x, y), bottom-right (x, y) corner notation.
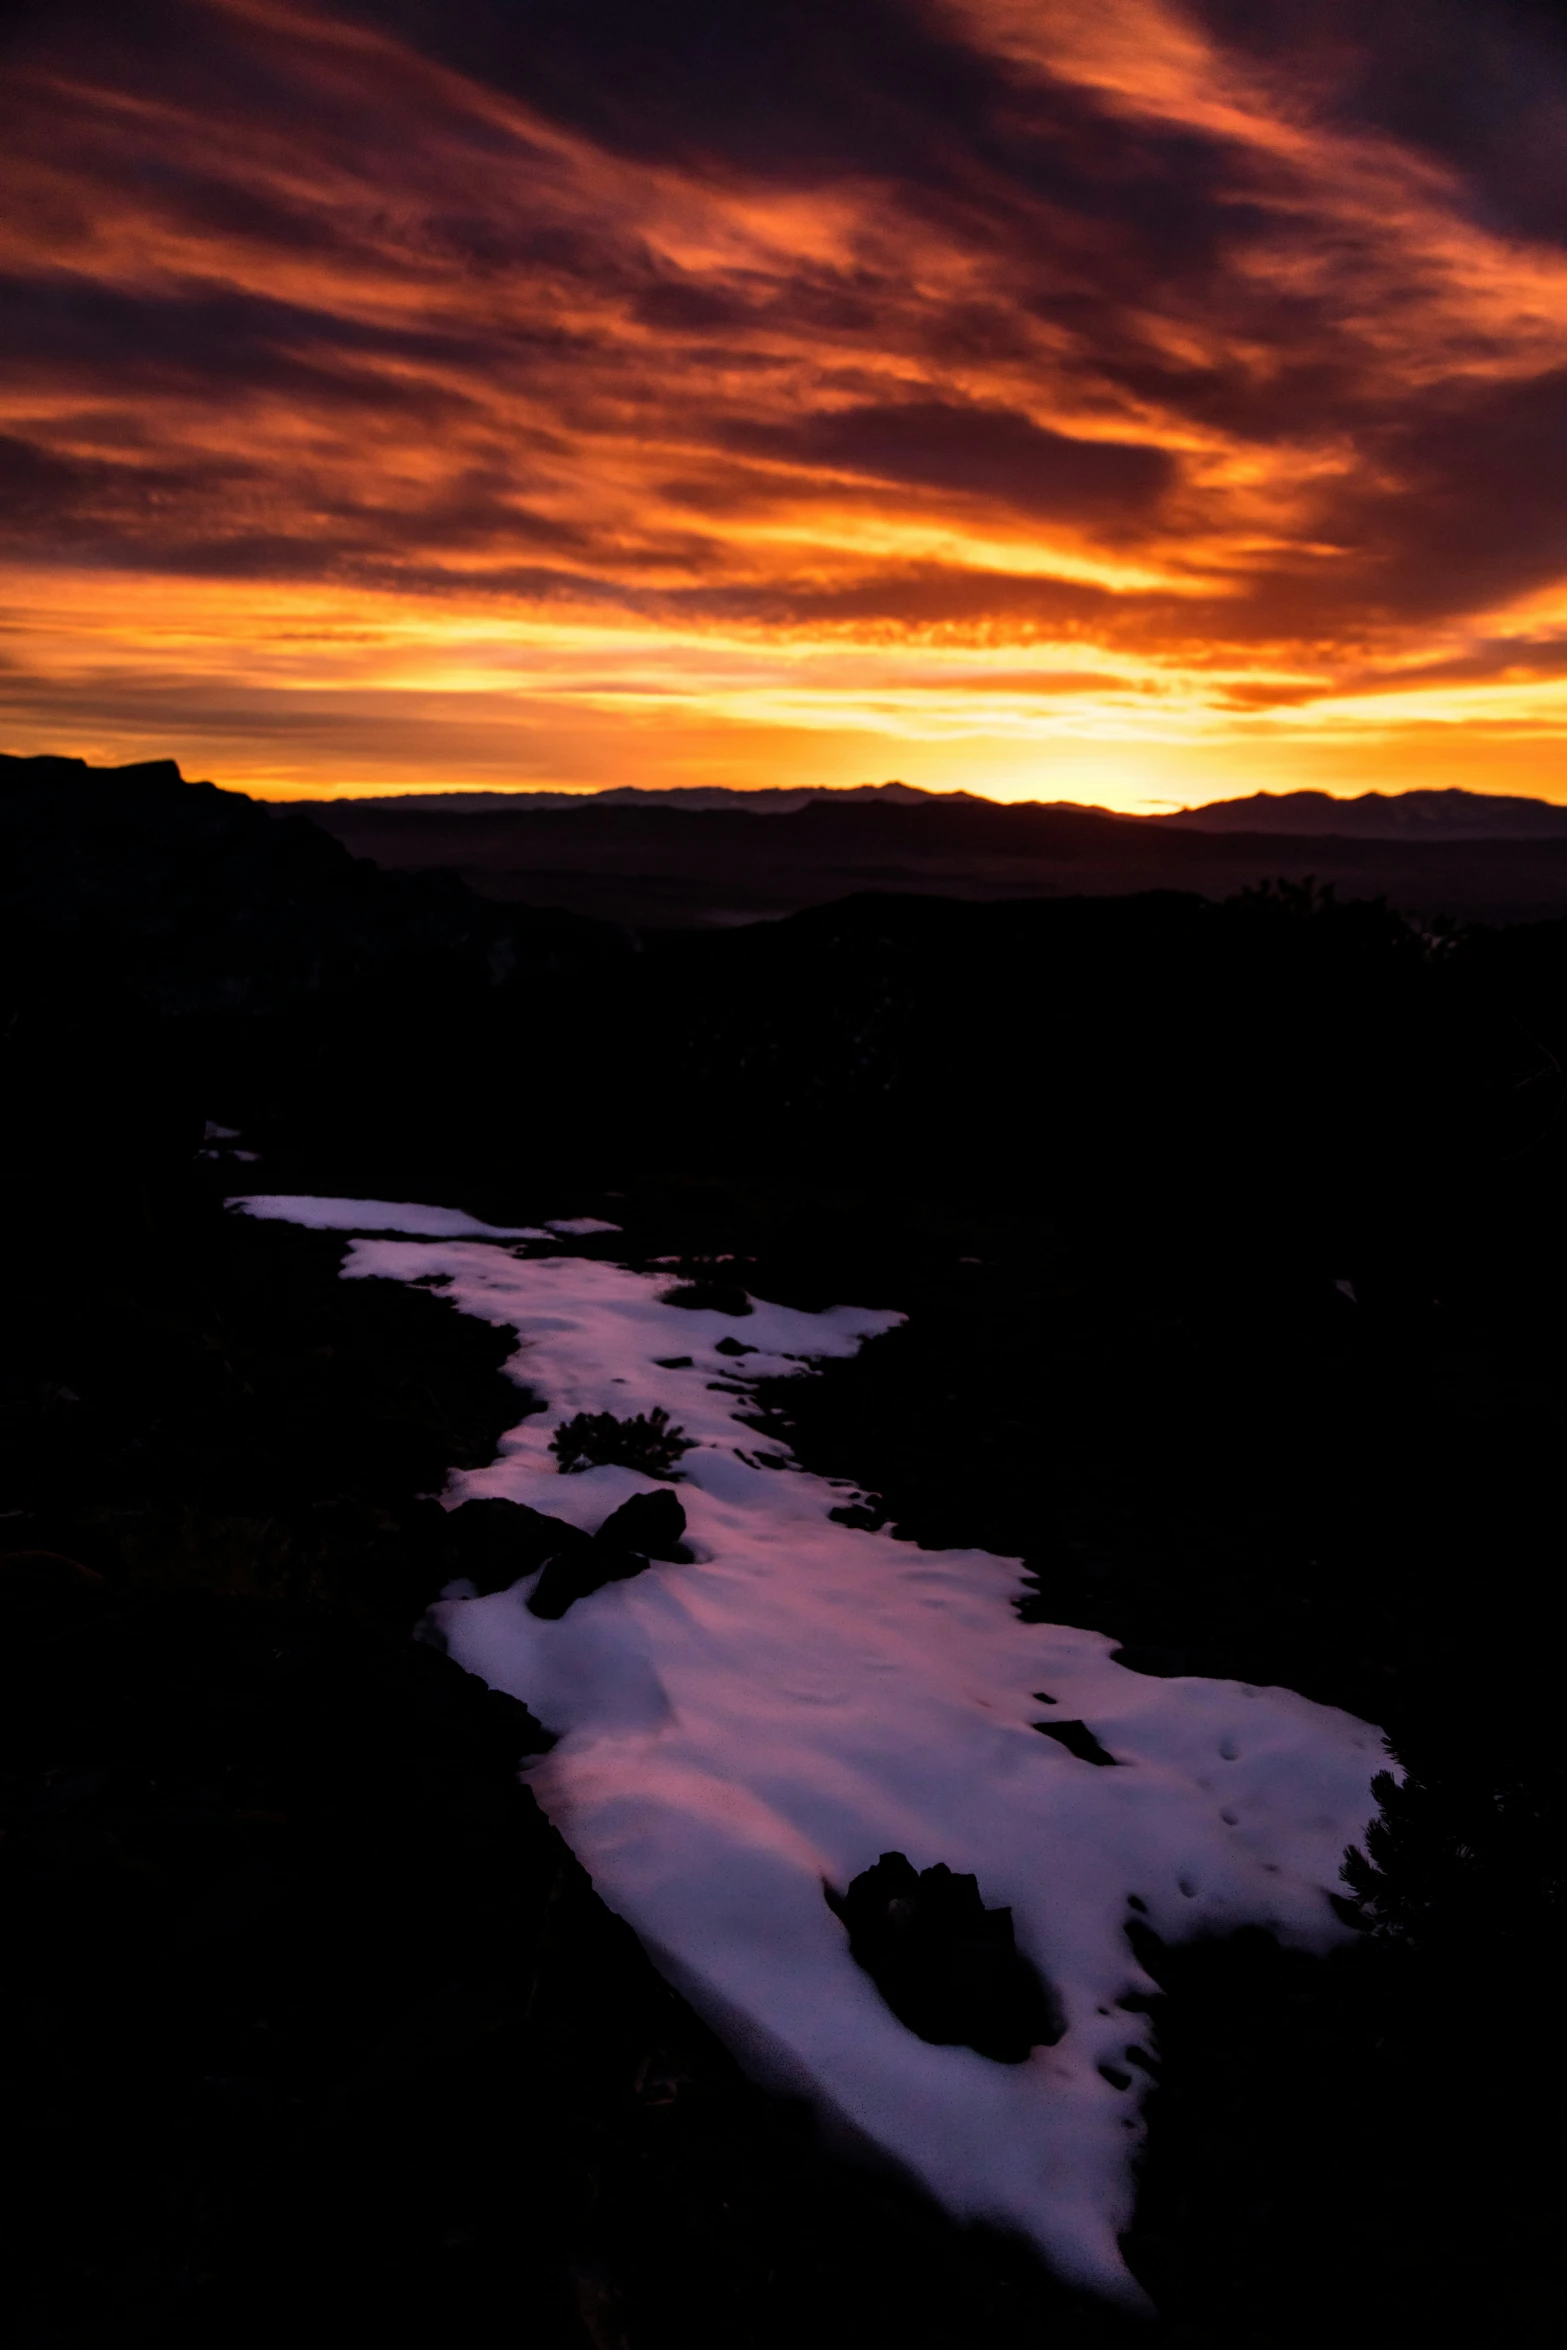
top-left (528, 1489), bottom-right (691, 1620)
top-left (1033, 1719), bottom-right (1120, 1767)
top-left (596, 1487), bottom-right (691, 1561)
top-left (826, 1851), bottom-right (1065, 2064)
top-left (660, 1278), bottom-right (755, 1315)
top-left (437, 1495), bottom-right (579, 1593)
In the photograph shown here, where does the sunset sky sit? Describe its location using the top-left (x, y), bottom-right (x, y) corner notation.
top-left (5, 0), bottom-right (1567, 808)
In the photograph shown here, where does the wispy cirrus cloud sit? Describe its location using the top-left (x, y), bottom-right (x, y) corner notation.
top-left (3, 0), bottom-right (1567, 803)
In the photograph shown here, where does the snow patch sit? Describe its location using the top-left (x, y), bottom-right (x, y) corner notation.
top-left (272, 1208), bottom-right (1386, 2302)
top-left (229, 1194), bottom-right (549, 1240)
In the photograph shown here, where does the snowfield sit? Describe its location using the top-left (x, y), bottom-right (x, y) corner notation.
top-left (232, 1200), bottom-right (1388, 2303)
top-left (230, 1194), bottom-right (625, 1242)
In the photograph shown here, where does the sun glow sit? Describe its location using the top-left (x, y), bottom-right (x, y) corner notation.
top-left (5, 564), bottom-right (1562, 811)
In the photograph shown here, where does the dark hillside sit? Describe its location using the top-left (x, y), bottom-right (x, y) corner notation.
top-left (2, 755), bottom-right (1562, 2346)
top-left (0, 753), bottom-right (615, 1013)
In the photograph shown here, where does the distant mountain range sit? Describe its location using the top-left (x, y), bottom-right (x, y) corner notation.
top-left (327, 781), bottom-right (959, 817)
top-left (13, 754), bottom-right (1567, 928)
top-left (282, 775), bottom-right (1567, 928)
top-left (298, 780), bottom-right (1567, 839)
top-left (1156, 788), bottom-right (1567, 840)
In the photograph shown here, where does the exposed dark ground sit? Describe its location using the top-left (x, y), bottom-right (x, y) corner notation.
top-left (290, 780), bottom-right (1567, 927)
top-left (2, 752), bottom-right (1563, 2346)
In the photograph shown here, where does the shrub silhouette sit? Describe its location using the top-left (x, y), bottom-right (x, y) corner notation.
top-left (550, 1405), bottom-right (695, 1480)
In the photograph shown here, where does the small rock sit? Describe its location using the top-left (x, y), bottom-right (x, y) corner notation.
top-left (825, 1851), bottom-right (1063, 2064)
top-left (529, 1492), bottom-right (690, 1619)
top-left (441, 1498), bottom-right (588, 1594)
top-left (593, 1489), bottom-right (688, 1561)
top-left (1032, 1718), bottom-right (1119, 1766)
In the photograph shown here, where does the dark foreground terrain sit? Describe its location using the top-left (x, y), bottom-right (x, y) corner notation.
top-left (2, 752), bottom-right (1563, 2346)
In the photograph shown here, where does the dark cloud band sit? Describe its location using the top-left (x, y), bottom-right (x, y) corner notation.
top-left (3, 0), bottom-right (1567, 742)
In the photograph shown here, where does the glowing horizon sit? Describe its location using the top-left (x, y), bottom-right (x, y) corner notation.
top-left (4, 1), bottom-right (1567, 813)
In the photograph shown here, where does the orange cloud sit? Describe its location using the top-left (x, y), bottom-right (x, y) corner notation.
top-left (3, 0), bottom-right (1567, 808)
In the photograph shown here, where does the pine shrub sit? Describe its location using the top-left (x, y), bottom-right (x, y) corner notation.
top-left (549, 1406), bottom-right (695, 1480)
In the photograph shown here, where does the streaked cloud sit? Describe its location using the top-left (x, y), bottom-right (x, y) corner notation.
top-left (3, 0), bottom-right (1567, 804)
